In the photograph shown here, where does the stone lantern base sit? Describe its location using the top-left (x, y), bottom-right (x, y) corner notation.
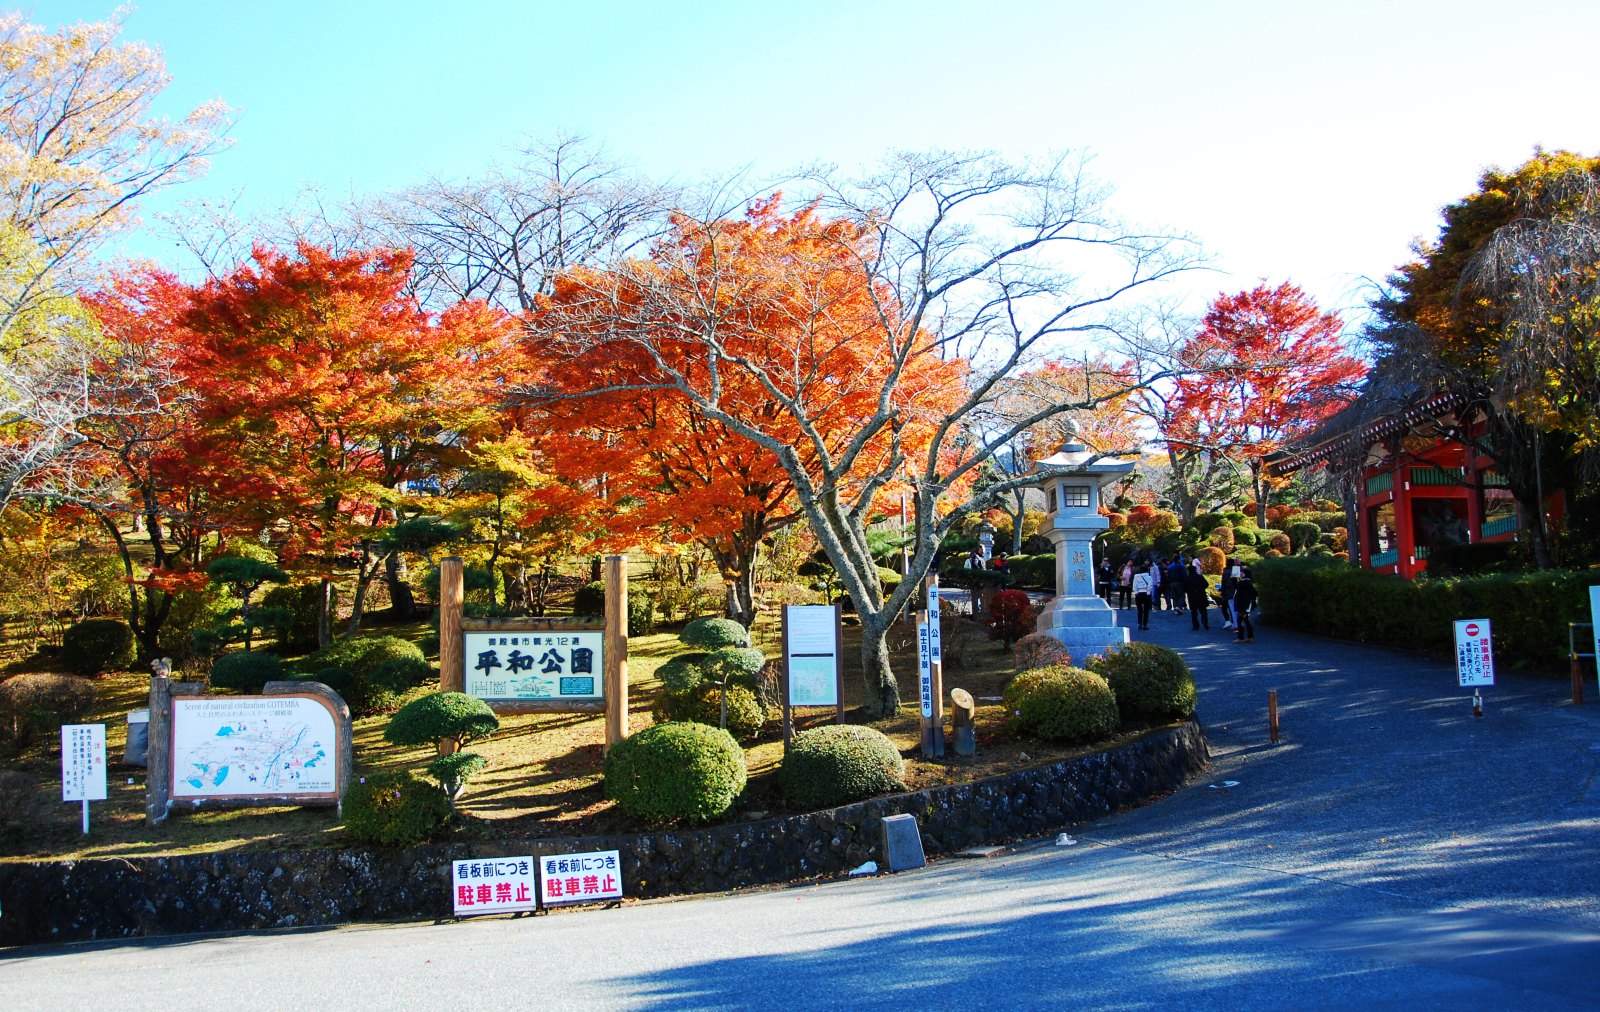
top-left (1036, 597), bottom-right (1129, 662)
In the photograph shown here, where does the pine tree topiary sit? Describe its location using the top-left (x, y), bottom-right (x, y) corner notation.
top-left (680, 617), bottom-right (750, 650)
top-left (385, 692), bottom-right (500, 753)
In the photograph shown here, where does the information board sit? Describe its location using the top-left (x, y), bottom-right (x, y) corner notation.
top-left (464, 629), bottom-right (605, 702)
top-left (539, 849), bottom-right (623, 906)
top-left (171, 695), bottom-right (339, 800)
top-left (452, 856), bottom-right (538, 916)
top-left (60, 723), bottom-right (107, 802)
top-left (1590, 586), bottom-right (1600, 668)
top-left (785, 605), bottom-right (840, 707)
top-left (1454, 619), bottom-right (1495, 687)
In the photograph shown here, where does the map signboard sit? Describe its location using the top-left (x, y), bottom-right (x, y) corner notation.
top-left (539, 849), bottom-right (623, 906)
top-left (452, 857), bottom-right (538, 916)
top-left (784, 605), bottom-right (839, 707)
top-left (464, 629), bottom-right (605, 703)
top-left (170, 694), bottom-right (340, 800)
top-left (1454, 619), bottom-right (1495, 687)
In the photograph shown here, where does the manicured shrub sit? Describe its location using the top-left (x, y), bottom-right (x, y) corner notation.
top-left (299, 636), bottom-right (428, 715)
top-left (1198, 546), bottom-right (1226, 575)
top-left (1191, 512), bottom-right (1228, 535)
top-left (1209, 526), bottom-right (1236, 552)
top-left (574, 581), bottom-right (656, 635)
top-left (299, 666), bottom-right (355, 704)
top-left (1013, 633), bottom-right (1071, 673)
top-left (779, 724), bottom-right (906, 808)
top-left (651, 682), bottom-right (766, 742)
top-left (987, 589), bottom-right (1034, 647)
top-left (680, 616), bottom-right (750, 650)
top-left (60, 618), bottom-right (136, 675)
top-left (1287, 522), bottom-right (1323, 553)
top-left (603, 721), bottom-right (747, 823)
top-left (0, 674), bottom-right (95, 750)
top-left (342, 770), bottom-right (451, 846)
top-left (701, 646), bottom-right (767, 688)
top-left (1087, 642), bottom-right (1197, 724)
top-left (386, 691), bottom-right (500, 752)
top-left (425, 750), bottom-right (488, 811)
top-left (208, 650), bottom-right (286, 693)
top-left (1004, 664), bottom-right (1119, 744)
top-left (370, 656), bottom-right (434, 693)
top-left (1268, 532), bottom-right (1292, 554)
top-left (656, 654), bottom-right (706, 694)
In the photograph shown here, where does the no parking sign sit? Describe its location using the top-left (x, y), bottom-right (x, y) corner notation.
top-left (1454, 619), bottom-right (1494, 687)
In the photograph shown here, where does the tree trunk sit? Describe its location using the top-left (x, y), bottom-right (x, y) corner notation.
top-left (857, 610), bottom-right (899, 719)
top-left (385, 551), bottom-right (416, 619)
top-left (1010, 490), bottom-right (1026, 554)
top-left (318, 579), bottom-right (334, 648)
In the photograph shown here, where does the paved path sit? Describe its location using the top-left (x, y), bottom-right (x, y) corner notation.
top-left (4, 603), bottom-right (1598, 1008)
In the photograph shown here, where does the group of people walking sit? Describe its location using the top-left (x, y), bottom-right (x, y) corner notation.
top-left (1114, 555), bottom-right (1258, 642)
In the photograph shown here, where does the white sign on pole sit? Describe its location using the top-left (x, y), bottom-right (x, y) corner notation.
top-left (539, 849), bottom-right (623, 906)
top-left (464, 630), bottom-right (605, 702)
top-left (917, 616), bottom-right (933, 718)
top-left (927, 582), bottom-right (942, 666)
top-left (452, 856), bottom-right (538, 916)
top-left (1453, 618), bottom-right (1495, 687)
top-left (61, 723), bottom-right (107, 802)
top-left (1589, 585), bottom-right (1600, 667)
top-left (785, 605), bottom-right (840, 707)
top-left (171, 696), bottom-right (339, 799)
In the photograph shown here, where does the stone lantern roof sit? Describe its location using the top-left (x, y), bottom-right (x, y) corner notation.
top-left (1028, 420), bottom-right (1136, 486)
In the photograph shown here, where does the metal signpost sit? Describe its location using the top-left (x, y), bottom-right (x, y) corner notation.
top-left (1454, 618), bottom-right (1494, 716)
top-left (781, 604), bottom-right (844, 746)
top-left (60, 723), bottom-right (106, 834)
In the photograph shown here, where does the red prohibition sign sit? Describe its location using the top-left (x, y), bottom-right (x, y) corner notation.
top-left (1465, 623), bottom-right (1480, 637)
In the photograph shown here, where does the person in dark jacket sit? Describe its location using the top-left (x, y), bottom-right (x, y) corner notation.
top-left (1184, 561), bottom-right (1210, 630)
top-left (1232, 565), bottom-right (1257, 642)
top-left (1219, 560), bottom-right (1238, 629)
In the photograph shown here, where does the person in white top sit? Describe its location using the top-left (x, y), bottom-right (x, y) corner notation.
top-left (1132, 566), bottom-right (1155, 630)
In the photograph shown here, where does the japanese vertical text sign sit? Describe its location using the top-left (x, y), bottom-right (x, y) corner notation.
top-left (452, 857), bottom-right (538, 916)
top-left (540, 849), bottom-right (623, 906)
top-left (927, 582), bottom-right (942, 668)
top-left (465, 629), bottom-right (605, 703)
top-left (784, 605), bottom-right (840, 707)
top-left (918, 615), bottom-right (933, 718)
top-left (61, 723), bottom-right (107, 802)
top-left (1589, 585), bottom-right (1600, 665)
top-left (1454, 619), bottom-right (1495, 687)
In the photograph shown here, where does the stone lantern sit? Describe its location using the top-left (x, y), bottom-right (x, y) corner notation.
top-left (1027, 420), bottom-right (1135, 657)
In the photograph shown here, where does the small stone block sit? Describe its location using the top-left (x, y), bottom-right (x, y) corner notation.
top-left (880, 813), bottom-right (926, 872)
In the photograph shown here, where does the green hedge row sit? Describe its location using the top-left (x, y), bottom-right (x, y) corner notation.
top-left (1252, 557), bottom-right (1600, 671)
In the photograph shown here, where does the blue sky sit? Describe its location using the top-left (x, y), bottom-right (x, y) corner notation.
top-left (28, 0), bottom-right (1600, 320)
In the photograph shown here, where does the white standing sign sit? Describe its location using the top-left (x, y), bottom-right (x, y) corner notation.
top-left (465, 630), bottom-right (605, 702)
top-left (61, 723), bottom-right (107, 802)
top-left (927, 582), bottom-right (942, 667)
top-left (539, 849), bottom-right (623, 906)
top-left (1454, 618), bottom-right (1495, 687)
top-left (452, 856), bottom-right (537, 916)
top-left (1589, 586), bottom-right (1600, 672)
top-left (785, 605), bottom-right (840, 707)
top-left (917, 616), bottom-right (933, 719)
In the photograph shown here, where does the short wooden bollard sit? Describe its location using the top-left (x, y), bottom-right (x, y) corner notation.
top-left (1572, 656), bottom-right (1585, 706)
top-left (950, 688), bottom-right (976, 755)
top-left (1268, 690), bottom-right (1280, 743)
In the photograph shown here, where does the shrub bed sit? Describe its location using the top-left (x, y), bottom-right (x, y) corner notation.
top-left (1087, 642), bottom-right (1196, 723)
top-left (779, 724), bottom-right (906, 808)
top-left (208, 651), bottom-right (286, 693)
top-left (60, 618), bottom-right (136, 675)
top-left (1003, 664), bottom-right (1119, 744)
top-left (343, 771), bottom-right (451, 846)
top-left (651, 682), bottom-right (766, 742)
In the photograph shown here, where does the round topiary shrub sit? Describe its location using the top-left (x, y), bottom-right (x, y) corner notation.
top-left (987, 589), bottom-right (1034, 648)
top-left (651, 682), bottom-right (766, 742)
top-left (208, 651), bottom-right (286, 693)
top-left (779, 724), bottom-right (907, 808)
top-left (370, 656), bottom-right (433, 694)
top-left (60, 618), bottom-right (136, 675)
top-left (385, 692), bottom-right (500, 752)
top-left (1086, 642), bottom-right (1197, 724)
top-left (298, 666), bottom-right (355, 705)
top-left (1013, 633), bottom-right (1071, 673)
top-left (603, 721), bottom-right (747, 823)
top-left (0, 673), bottom-right (96, 750)
top-left (342, 770), bottom-right (451, 846)
top-left (1198, 546), bottom-right (1226, 575)
top-left (1005, 664), bottom-right (1119, 744)
top-left (680, 616), bottom-right (750, 650)
top-left (655, 654), bottom-right (706, 695)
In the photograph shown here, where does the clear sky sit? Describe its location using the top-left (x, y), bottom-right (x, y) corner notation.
top-left (28, 0), bottom-right (1600, 322)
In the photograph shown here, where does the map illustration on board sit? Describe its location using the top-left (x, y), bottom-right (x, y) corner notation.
top-left (171, 697), bottom-right (338, 798)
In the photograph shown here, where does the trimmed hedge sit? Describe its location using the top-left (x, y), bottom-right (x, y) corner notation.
top-left (1004, 664), bottom-right (1119, 744)
top-left (603, 721), bottom-right (747, 823)
top-left (208, 651), bottom-right (286, 693)
top-left (779, 724), bottom-right (907, 808)
top-left (1253, 557), bottom-right (1600, 670)
top-left (681, 617), bottom-right (750, 650)
top-left (60, 618), bottom-right (135, 675)
top-left (1013, 633), bottom-right (1071, 673)
top-left (342, 771), bottom-right (451, 847)
top-left (1087, 642), bottom-right (1196, 724)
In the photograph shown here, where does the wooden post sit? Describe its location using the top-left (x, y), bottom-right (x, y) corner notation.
top-left (603, 555), bottom-right (630, 750)
top-left (950, 687), bottom-right (975, 755)
top-left (145, 675), bottom-right (203, 825)
top-left (834, 604), bottom-right (845, 725)
top-left (439, 556), bottom-right (464, 693)
top-left (781, 606), bottom-right (793, 748)
top-left (1571, 654), bottom-right (1585, 707)
top-left (1268, 689), bottom-right (1280, 744)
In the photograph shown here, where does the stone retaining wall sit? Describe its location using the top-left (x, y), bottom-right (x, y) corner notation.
top-left (0, 721), bottom-right (1207, 947)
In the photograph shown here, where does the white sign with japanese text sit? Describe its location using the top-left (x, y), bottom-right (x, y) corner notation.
top-left (452, 856), bottom-right (538, 916)
top-left (1454, 618), bottom-right (1495, 687)
top-left (61, 723), bottom-right (107, 802)
top-left (1589, 585), bottom-right (1600, 667)
top-left (465, 630), bottom-right (605, 702)
top-left (918, 616), bottom-right (933, 718)
top-left (539, 849), bottom-right (623, 906)
top-left (785, 605), bottom-right (839, 707)
top-left (927, 582), bottom-right (941, 666)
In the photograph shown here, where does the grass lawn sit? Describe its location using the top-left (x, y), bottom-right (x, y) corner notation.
top-left (0, 605), bottom-right (1162, 862)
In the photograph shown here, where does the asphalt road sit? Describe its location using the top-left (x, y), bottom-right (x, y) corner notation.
top-left (4, 605), bottom-right (1598, 1009)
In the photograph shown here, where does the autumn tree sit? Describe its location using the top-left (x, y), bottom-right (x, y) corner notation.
top-left (181, 243), bottom-right (513, 636)
top-left (532, 152), bottom-right (1198, 717)
top-left (1173, 283), bottom-right (1366, 528)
